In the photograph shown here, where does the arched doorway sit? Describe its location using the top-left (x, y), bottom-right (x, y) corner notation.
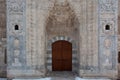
top-left (45, 0), bottom-right (80, 72)
top-left (52, 40), bottom-right (72, 71)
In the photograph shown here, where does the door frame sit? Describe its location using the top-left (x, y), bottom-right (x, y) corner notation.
top-left (46, 36), bottom-right (78, 72)
top-left (52, 40), bottom-right (72, 71)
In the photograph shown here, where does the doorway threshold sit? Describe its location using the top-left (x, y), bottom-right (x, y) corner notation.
top-left (46, 71), bottom-right (78, 77)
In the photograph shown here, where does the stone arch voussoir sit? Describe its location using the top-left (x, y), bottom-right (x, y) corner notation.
top-left (46, 36), bottom-right (78, 72)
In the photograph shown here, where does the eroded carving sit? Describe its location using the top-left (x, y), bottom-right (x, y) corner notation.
top-left (99, 0), bottom-right (117, 12)
top-left (14, 39), bottom-right (19, 48)
top-left (7, 0), bottom-right (25, 13)
top-left (104, 39), bottom-right (111, 48)
top-left (102, 58), bottom-right (112, 69)
top-left (14, 50), bottom-right (20, 57)
top-left (12, 58), bottom-right (22, 66)
top-left (101, 20), bottom-right (114, 35)
top-left (46, 0), bottom-right (79, 38)
top-left (7, 0), bottom-right (26, 68)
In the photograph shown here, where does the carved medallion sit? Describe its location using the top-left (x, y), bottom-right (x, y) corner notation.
top-left (14, 39), bottom-right (19, 48)
top-left (104, 39), bottom-right (111, 48)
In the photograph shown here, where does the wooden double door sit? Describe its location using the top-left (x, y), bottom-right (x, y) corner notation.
top-left (52, 40), bottom-right (72, 71)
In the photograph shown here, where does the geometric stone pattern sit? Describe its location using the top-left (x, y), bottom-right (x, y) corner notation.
top-left (26, 0), bottom-right (38, 67)
top-left (98, 0), bottom-right (118, 77)
top-left (25, 0), bottom-right (47, 77)
top-left (7, 0), bottom-right (26, 77)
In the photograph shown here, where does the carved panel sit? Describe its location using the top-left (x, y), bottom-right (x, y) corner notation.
top-left (99, 0), bottom-right (117, 13)
top-left (98, 0), bottom-right (118, 74)
top-left (46, 0), bottom-right (79, 40)
top-left (7, 0), bottom-right (26, 68)
top-left (99, 19), bottom-right (116, 36)
top-left (99, 37), bottom-right (116, 70)
top-left (7, 0), bottom-right (25, 13)
top-left (14, 39), bottom-right (19, 48)
top-left (26, 0), bottom-right (38, 66)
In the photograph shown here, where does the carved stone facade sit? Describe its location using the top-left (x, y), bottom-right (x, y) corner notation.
top-left (7, 0), bottom-right (26, 77)
top-left (0, 0), bottom-right (118, 79)
top-left (98, 0), bottom-right (118, 78)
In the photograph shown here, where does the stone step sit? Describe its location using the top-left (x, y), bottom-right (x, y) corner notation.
top-left (0, 78), bottom-right (7, 80)
top-left (12, 77), bottom-right (111, 80)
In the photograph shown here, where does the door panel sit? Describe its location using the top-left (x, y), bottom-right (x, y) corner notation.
top-left (52, 40), bottom-right (72, 71)
top-left (62, 41), bottom-right (72, 71)
top-left (52, 41), bottom-right (62, 71)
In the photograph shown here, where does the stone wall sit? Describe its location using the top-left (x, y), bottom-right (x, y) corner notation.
top-left (0, 0), bottom-right (6, 78)
top-left (25, 0), bottom-right (99, 77)
top-left (118, 0), bottom-right (120, 34)
top-left (118, 0), bottom-right (120, 51)
top-left (26, 0), bottom-right (47, 77)
top-left (46, 0), bottom-right (79, 72)
top-left (78, 0), bottom-right (99, 76)
top-left (118, 0), bottom-right (120, 78)
top-left (6, 0), bottom-right (118, 79)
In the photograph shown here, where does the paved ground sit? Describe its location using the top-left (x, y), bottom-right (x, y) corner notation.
top-left (46, 71), bottom-right (76, 80)
top-left (12, 71), bottom-right (111, 80)
top-left (12, 78), bottom-right (111, 80)
top-left (0, 71), bottom-right (114, 80)
top-left (0, 78), bottom-right (7, 80)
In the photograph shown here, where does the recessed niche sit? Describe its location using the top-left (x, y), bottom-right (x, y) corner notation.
top-left (15, 25), bottom-right (19, 30)
top-left (105, 25), bottom-right (110, 30)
